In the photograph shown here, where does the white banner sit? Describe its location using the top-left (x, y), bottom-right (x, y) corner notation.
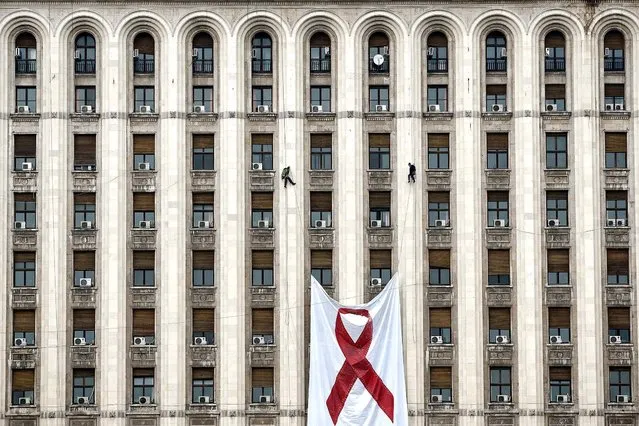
top-left (307, 275), bottom-right (408, 426)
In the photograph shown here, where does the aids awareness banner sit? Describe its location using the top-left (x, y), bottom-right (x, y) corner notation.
top-left (307, 275), bottom-right (408, 426)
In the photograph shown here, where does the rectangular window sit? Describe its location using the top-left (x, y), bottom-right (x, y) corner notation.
top-left (252, 86), bottom-right (273, 112)
top-left (193, 134), bottom-right (214, 170)
top-left (193, 192), bottom-right (214, 228)
top-left (193, 86), bottom-right (213, 112)
top-left (485, 85), bottom-right (507, 112)
top-left (488, 250), bottom-right (510, 285)
top-left (428, 192), bottom-right (450, 227)
top-left (251, 134), bottom-right (273, 170)
top-left (546, 133), bottom-right (568, 169)
top-left (369, 134), bottom-right (391, 169)
top-left (369, 191), bottom-right (391, 227)
top-left (132, 368), bottom-right (154, 403)
top-left (134, 86), bottom-right (155, 112)
top-left (251, 192), bottom-right (274, 228)
top-left (604, 84), bottom-right (625, 109)
top-left (609, 307), bottom-right (631, 343)
top-left (430, 367), bottom-right (452, 402)
top-left (16, 86), bottom-right (37, 112)
top-left (605, 133), bottom-right (627, 169)
top-left (487, 191), bottom-right (509, 227)
top-left (133, 193), bottom-right (155, 228)
top-left (74, 134), bottom-right (96, 171)
top-left (427, 85), bottom-right (448, 111)
top-left (12, 369), bottom-right (35, 405)
top-left (13, 310), bottom-right (36, 346)
top-left (607, 249), bottom-right (629, 285)
top-left (548, 307), bottom-right (571, 344)
top-left (133, 134), bottom-right (155, 171)
top-left (73, 309), bottom-right (95, 345)
top-left (606, 191), bottom-right (627, 222)
top-left (192, 251), bottom-right (214, 287)
top-left (252, 251), bottom-right (274, 287)
top-left (310, 86), bottom-right (331, 112)
top-left (252, 309), bottom-right (274, 344)
top-left (74, 251), bottom-right (95, 288)
top-left (72, 369), bottom-right (95, 404)
top-left (547, 249), bottom-right (569, 285)
top-left (14, 252), bottom-right (35, 288)
top-left (311, 250), bottom-right (332, 286)
top-left (545, 34), bottom-right (565, 71)
top-left (609, 368), bottom-right (631, 402)
top-left (546, 191), bottom-right (568, 226)
top-left (429, 250), bottom-right (450, 286)
top-left (486, 133), bottom-right (508, 169)
top-left (488, 308), bottom-right (511, 343)
top-left (252, 368), bottom-right (274, 403)
top-left (310, 192), bottom-right (332, 227)
top-left (75, 86), bottom-right (96, 113)
top-left (490, 367), bottom-right (511, 402)
top-left (428, 134), bottom-right (449, 170)
top-left (310, 134), bottom-right (332, 170)
top-left (192, 368), bottom-right (214, 403)
top-left (74, 193), bottom-right (96, 229)
top-left (429, 308), bottom-right (452, 344)
top-left (545, 84), bottom-right (566, 111)
top-left (549, 367), bottom-right (571, 402)
top-left (133, 251), bottom-right (155, 287)
top-left (370, 249), bottom-right (392, 285)
top-left (15, 193), bottom-right (36, 229)
top-left (15, 44), bottom-right (37, 74)
top-left (132, 310), bottom-right (155, 345)
top-left (369, 86), bottom-right (390, 112)
top-left (14, 134), bottom-right (36, 171)
top-left (193, 309), bottom-right (215, 345)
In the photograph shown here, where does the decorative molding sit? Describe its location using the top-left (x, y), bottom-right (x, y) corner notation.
top-left (308, 228), bottom-right (334, 249)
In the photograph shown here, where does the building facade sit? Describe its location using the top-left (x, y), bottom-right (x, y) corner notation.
top-left (0, 1), bottom-right (638, 426)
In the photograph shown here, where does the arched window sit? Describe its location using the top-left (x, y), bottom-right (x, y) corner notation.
top-left (133, 32), bottom-right (155, 74)
top-left (486, 31), bottom-right (506, 72)
top-left (192, 32), bottom-right (213, 74)
top-left (75, 32), bottom-right (96, 74)
top-left (604, 30), bottom-right (624, 71)
top-left (252, 32), bottom-right (272, 73)
top-left (310, 32), bottom-right (331, 73)
top-left (368, 32), bottom-right (389, 73)
top-left (427, 32), bottom-right (448, 73)
top-left (15, 32), bottom-right (37, 74)
top-left (544, 31), bottom-right (565, 72)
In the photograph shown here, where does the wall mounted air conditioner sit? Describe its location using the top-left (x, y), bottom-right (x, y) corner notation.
top-left (194, 337), bottom-right (208, 345)
top-left (493, 219), bottom-right (506, 228)
top-left (491, 104), bottom-right (505, 113)
top-left (547, 219), bottom-right (560, 227)
top-left (495, 335), bottom-right (509, 344)
top-left (21, 162), bottom-right (33, 171)
top-left (257, 105), bottom-right (270, 113)
top-left (251, 162), bottom-right (263, 171)
top-left (430, 336), bottom-right (443, 344)
top-left (370, 278), bottom-right (383, 286)
top-left (370, 220), bottom-right (382, 228)
top-left (198, 221), bottom-right (211, 229)
top-left (257, 220), bottom-right (270, 228)
top-left (609, 335), bottom-right (622, 344)
top-left (375, 105), bottom-right (388, 112)
top-left (133, 336), bottom-right (147, 346)
top-left (79, 278), bottom-right (93, 288)
top-left (74, 337), bottom-right (87, 346)
top-left (549, 335), bottom-right (563, 344)
top-left (314, 220), bottom-right (327, 228)
top-left (311, 105), bottom-right (323, 113)
top-left (193, 105), bottom-right (206, 113)
top-left (253, 335), bottom-right (266, 345)
top-left (429, 104), bottom-right (441, 112)
top-left (139, 221), bottom-right (152, 229)
top-left (434, 219), bottom-right (449, 227)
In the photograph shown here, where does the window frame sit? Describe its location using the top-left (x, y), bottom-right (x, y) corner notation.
top-left (489, 367), bottom-right (512, 402)
top-left (193, 86), bottom-right (214, 112)
top-left (369, 86), bottom-right (390, 112)
top-left (16, 86), bottom-right (37, 112)
top-left (133, 86), bottom-right (155, 112)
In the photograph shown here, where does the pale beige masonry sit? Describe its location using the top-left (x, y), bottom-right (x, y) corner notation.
top-left (1, 2), bottom-right (639, 426)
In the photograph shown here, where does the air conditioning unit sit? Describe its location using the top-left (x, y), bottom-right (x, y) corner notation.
top-left (18, 397), bottom-right (32, 405)
top-left (197, 220), bottom-right (211, 229)
top-left (133, 49), bottom-right (140, 58)
top-left (324, 47), bottom-right (331, 55)
top-left (253, 335), bottom-right (266, 345)
top-left (80, 105), bottom-right (93, 113)
top-left (500, 48), bottom-right (507, 57)
top-left (546, 104), bottom-right (558, 112)
top-left (14, 338), bottom-right (27, 347)
top-left (609, 335), bottom-right (623, 344)
top-left (198, 396), bottom-right (210, 404)
top-left (192, 48), bottom-right (199, 57)
top-left (257, 220), bottom-right (270, 228)
top-left (547, 219), bottom-right (560, 227)
top-left (556, 394), bottom-right (570, 403)
top-left (434, 219), bottom-right (449, 227)
top-left (259, 395), bottom-right (272, 403)
top-left (311, 105), bottom-right (323, 113)
top-left (549, 335), bottom-right (563, 344)
top-left (491, 104), bottom-right (505, 113)
top-left (80, 221), bottom-right (93, 229)
top-left (139, 105), bottom-right (152, 113)
top-left (251, 48), bottom-right (258, 59)
top-left (18, 105), bottom-right (30, 113)
top-left (74, 50), bottom-right (82, 59)
top-left (617, 395), bottom-right (630, 403)
top-left (497, 394), bottom-right (510, 403)
top-left (604, 47), bottom-right (611, 57)
top-left (605, 104), bottom-right (614, 111)
top-left (493, 219), bottom-right (506, 228)
top-left (257, 105), bottom-right (270, 113)
top-left (138, 396), bottom-right (151, 404)
top-left (14, 221), bottom-right (27, 229)
top-left (193, 105), bottom-right (206, 113)
top-left (21, 162), bottom-right (33, 171)
top-left (133, 336), bottom-right (147, 346)
top-left (430, 336), bottom-right (443, 344)
top-left (430, 395), bottom-right (443, 403)
top-left (370, 278), bottom-right (383, 287)
top-left (427, 47), bottom-right (436, 57)
top-left (429, 104), bottom-right (441, 112)
top-left (615, 104), bottom-right (625, 111)
top-left (15, 48), bottom-right (21, 57)
top-left (251, 162), bottom-right (263, 171)
top-left (139, 220), bottom-right (152, 229)
top-left (545, 48), bottom-right (551, 57)
top-left (76, 396), bottom-right (90, 405)
top-left (495, 335), bottom-right (509, 344)
top-left (607, 218), bottom-right (617, 227)
top-left (375, 104), bottom-right (388, 112)
top-left (370, 220), bottom-right (382, 228)
top-left (381, 46), bottom-right (389, 55)
top-left (79, 278), bottom-right (93, 288)
top-left (616, 219), bottom-right (627, 226)
top-left (194, 336), bottom-right (208, 345)
top-left (74, 337), bottom-right (87, 346)
top-left (314, 220), bottom-right (327, 228)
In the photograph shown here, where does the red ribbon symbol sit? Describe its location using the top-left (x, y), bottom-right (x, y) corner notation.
top-left (326, 308), bottom-right (394, 424)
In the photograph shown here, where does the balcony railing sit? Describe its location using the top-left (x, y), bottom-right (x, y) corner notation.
top-left (369, 59), bottom-right (390, 73)
top-left (310, 59), bottom-right (331, 73)
top-left (427, 59), bottom-right (448, 73)
top-left (15, 59), bottom-right (36, 74)
top-left (545, 58), bottom-right (565, 72)
top-left (604, 58), bottom-right (624, 71)
top-left (75, 60), bottom-right (96, 74)
top-left (252, 60), bottom-right (272, 73)
top-left (193, 60), bottom-right (213, 74)
top-left (134, 59), bottom-right (155, 74)
top-left (486, 59), bottom-right (507, 72)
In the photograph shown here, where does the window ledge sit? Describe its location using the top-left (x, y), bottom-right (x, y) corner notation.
top-left (487, 343), bottom-right (514, 347)
top-left (13, 228), bottom-right (38, 232)
top-left (541, 111), bottom-right (572, 120)
top-left (546, 342), bottom-right (573, 347)
top-left (129, 113), bottom-right (159, 122)
top-left (601, 111), bottom-right (631, 120)
top-left (364, 112), bottom-right (395, 121)
top-left (306, 112), bottom-right (336, 121)
top-left (70, 113), bottom-right (100, 122)
top-left (482, 112), bottom-right (512, 121)
top-left (422, 112), bottom-right (453, 121)
top-left (187, 112), bottom-right (218, 122)
top-left (247, 112), bottom-right (277, 122)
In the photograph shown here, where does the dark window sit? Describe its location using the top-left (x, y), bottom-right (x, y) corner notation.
top-left (547, 249), bottom-right (569, 285)
top-left (487, 133), bottom-right (508, 169)
top-left (545, 84), bottom-right (566, 111)
top-left (14, 134), bottom-right (36, 172)
top-left (132, 310), bottom-right (155, 344)
top-left (133, 193), bottom-right (155, 228)
top-left (16, 86), bottom-right (37, 112)
top-left (134, 86), bottom-right (155, 112)
top-left (427, 32), bottom-right (448, 73)
top-left (13, 310), bottom-right (36, 346)
top-left (546, 191), bottom-right (568, 226)
top-left (252, 309), bottom-right (274, 344)
top-left (73, 251), bottom-right (95, 288)
top-left (192, 251), bottom-right (214, 287)
top-left (11, 369), bottom-right (35, 405)
top-left (486, 85), bottom-right (506, 112)
top-left (252, 32), bottom-right (272, 73)
top-left (132, 369), bottom-right (154, 403)
top-left (546, 133), bottom-right (568, 169)
top-left (133, 251), bottom-right (155, 287)
top-left (192, 32), bottom-right (213, 74)
top-left (488, 308), bottom-right (511, 343)
top-left (607, 249), bottom-right (629, 286)
top-left (370, 250), bottom-right (392, 285)
top-left (75, 33), bottom-right (96, 74)
top-left (369, 191), bottom-right (391, 227)
top-left (251, 135), bottom-right (273, 170)
top-left (251, 192), bottom-right (273, 228)
top-left (133, 134), bottom-right (155, 171)
top-left (369, 86), bottom-right (389, 112)
top-left (429, 250), bottom-right (450, 286)
top-left (429, 308), bottom-right (452, 344)
top-left (488, 250), bottom-right (510, 285)
top-left (192, 308), bottom-right (215, 344)
top-left (252, 251), bottom-right (274, 286)
top-left (192, 134), bottom-right (214, 171)
top-left (251, 368), bottom-right (274, 403)
top-left (73, 309), bottom-right (95, 345)
top-left (609, 307), bottom-right (631, 343)
top-left (369, 32), bottom-right (390, 73)
top-left (428, 192), bottom-right (449, 227)
top-left (549, 367), bottom-right (571, 402)
top-left (310, 86), bottom-right (331, 112)
top-left (15, 193), bottom-right (36, 229)
top-left (428, 134), bottom-right (449, 169)
top-left (490, 367), bottom-right (511, 402)
top-left (427, 86), bottom-right (448, 111)
top-left (430, 367), bottom-right (452, 402)
top-left (310, 33), bottom-right (331, 73)
top-left (311, 250), bottom-right (332, 286)
top-left (74, 134), bottom-right (96, 171)
top-left (548, 307), bottom-right (571, 343)
top-left (487, 192), bottom-right (509, 227)
top-left (73, 369), bottom-right (95, 404)
top-left (192, 368), bottom-right (214, 403)
top-left (75, 86), bottom-right (96, 113)
top-left (193, 193), bottom-right (214, 228)
top-left (74, 194), bottom-right (96, 228)
top-left (609, 368), bottom-right (631, 402)
top-left (193, 86), bottom-right (213, 112)
top-left (486, 32), bottom-right (507, 72)
top-left (605, 133), bottom-right (627, 169)
top-left (369, 134), bottom-right (390, 169)
top-left (15, 32), bottom-right (37, 74)
top-left (604, 84), bottom-right (625, 110)
top-left (310, 192), bottom-right (332, 227)
top-left (604, 31), bottom-right (624, 72)
top-left (545, 31), bottom-right (566, 72)
top-left (133, 33), bottom-right (155, 74)
top-left (310, 134), bottom-right (332, 170)
top-left (14, 252), bottom-right (35, 288)
top-left (252, 86), bottom-right (272, 112)
top-left (606, 191), bottom-right (627, 222)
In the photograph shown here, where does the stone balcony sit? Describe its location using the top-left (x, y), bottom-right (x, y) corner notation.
top-left (426, 286), bottom-right (453, 307)
top-left (427, 344), bottom-right (455, 366)
top-left (485, 286), bottom-right (512, 306)
top-left (604, 227), bottom-right (630, 248)
top-left (191, 228), bottom-right (216, 249)
top-left (10, 346), bottom-right (38, 369)
top-left (426, 227), bottom-right (453, 248)
top-left (249, 170), bottom-right (275, 191)
top-left (12, 288), bottom-right (37, 309)
top-left (545, 227), bottom-right (571, 248)
top-left (72, 171), bottom-right (97, 193)
top-left (249, 344), bottom-right (276, 367)
top-left (544, 169), bottom-right (570, 189)
top-left (70, 287), bottom-right (97, 309)
top-left (547, 343), bottom-right (573, 366)
top-left (185, 403), bottom-right (218, 416)
top-left (13, 229), bottom-right (37, 250)
top-left (604, 169), bottom-right (629, 190)
top-left (191, 171), bottom-right (216, 192)
top-left (130, 229), bottom-right (157, 250)
top-left (70, 345), bottom-right (97, 368)
top-left (130, 345), bottom-right (157, 367)
top-left (71, 229), bottom-right (97, 250)
top-left (249, 228), bottom-right (275, 248)
top-left (66, 404), bottom-right (99, 417)
top-left (425, 170), bottom-right (452, 189)
top-left (308, 170), bottom-right (334, 188)
top-left (12, 172), bottom-right (38, 192)
top-left (308, 227), bottom-right (334, 249)
top-left (605, 286), bottom-right (633, 306)
top-left (251, 286), bottom-right (276, 306)
top-left (368, 170), bottom-right (392, 190)
top-left (607, 344), bottom-right (633, 367)
top-left (485, 227), bottom-right (511, 248)
top-left (486, 344), bottom-right (514, 365)
top-left (485, 169), bottom-right (511, 190)
top-left (190, 287), bottom-right (217, 307)
top-left (368, 226), bottom-right (393, 248)
top-left (190, 345), bottom-right (217, 367)
top-left (131, 171), bottom-right (156, 192)
top-left (131, 288), bottom-right (157, 308)
top-left (545, 286), bottom-right (573, 306)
